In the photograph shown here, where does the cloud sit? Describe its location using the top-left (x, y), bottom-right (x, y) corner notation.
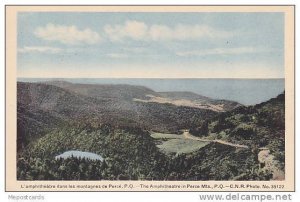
top-left (18, 46), bottom-right (63, 54)
top-left (121, 47), bottom-right (147, 53)
top-left (176, 47), bottom-right (271, 57)
top-left (106, 53), bottom-right (128, 58)
top-left (33, 21), bottom-right (236, 44)
top-left (149, 24), bottom-right (233, 41)
top-left (104, 20), bottom-right (235, 41)
top-left (34, 23), bottom-right (101, 45)
top-left (104, 20), bottom-right (148, 41)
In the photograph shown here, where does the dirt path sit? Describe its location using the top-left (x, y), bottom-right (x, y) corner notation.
top-left (183, 131), bottom-right (249, 149)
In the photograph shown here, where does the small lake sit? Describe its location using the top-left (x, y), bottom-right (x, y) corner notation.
top-left (55, 150), bottom-right (104, 161)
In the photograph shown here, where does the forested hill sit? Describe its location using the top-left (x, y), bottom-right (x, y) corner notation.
top-left (17, 81), bottom-right (285, 181)
top-left (190, 92), bottom-right (285, 143)
top-left (189, 92), bottom-right (285, 176)
top-left (17, 81), bottom-right (241, 151)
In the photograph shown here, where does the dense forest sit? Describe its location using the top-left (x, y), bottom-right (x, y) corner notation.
top-left (17, 81), bottom-right (285, 181)
top-left (190, 93), bottom-right (285, 172)
top-left (17, 124), bottom-right (273, 181)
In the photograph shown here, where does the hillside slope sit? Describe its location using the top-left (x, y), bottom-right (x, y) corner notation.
top-left (17, 82), bottom-right (284, 181)
top-left (17, 81), bottom-right (240, 150)
top-left (189, 92), bottom-right (285, 179)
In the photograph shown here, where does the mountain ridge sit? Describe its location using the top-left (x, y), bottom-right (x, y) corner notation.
top-left (17, 81), bottom-right (285, 181)
top-left (18, 81), bottom-right (241, 150)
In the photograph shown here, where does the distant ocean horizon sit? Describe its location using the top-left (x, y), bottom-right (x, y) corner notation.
top-left (18, 78), bottom-right (285, 106)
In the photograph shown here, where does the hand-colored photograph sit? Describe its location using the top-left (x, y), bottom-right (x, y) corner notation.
top-left (6, 6), bottom-right (295, 191)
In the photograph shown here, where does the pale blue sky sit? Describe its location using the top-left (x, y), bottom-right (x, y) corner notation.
top-left (17, 12), bottom-right (284, 78)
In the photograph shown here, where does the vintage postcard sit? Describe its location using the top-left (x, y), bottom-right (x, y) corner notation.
top-left (5, 5), bottom-right (295, 191)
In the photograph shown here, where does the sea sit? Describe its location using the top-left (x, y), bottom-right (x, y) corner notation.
top-left (18, 78), bottom-right (285, 106)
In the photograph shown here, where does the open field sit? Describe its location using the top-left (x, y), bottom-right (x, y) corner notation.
top-left (157, 139), bottom-right (210, 155)
top-left (150, 132), bottom-right (184, 139)
top-left (151, 131), bottom-right (209, 155)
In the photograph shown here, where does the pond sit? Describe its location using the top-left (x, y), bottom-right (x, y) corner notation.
top-left (55, 150), bottom-right (104, 161)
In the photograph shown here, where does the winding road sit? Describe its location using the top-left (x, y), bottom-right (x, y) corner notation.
top-left (182, 131), bottom-right (282, 179)
top-left (183, 131), bottom-right (249, 149)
